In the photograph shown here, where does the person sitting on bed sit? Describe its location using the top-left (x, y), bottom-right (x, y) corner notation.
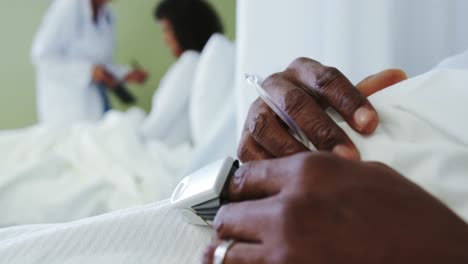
top-left (140, 0), bottom-right (224, 145)
top-left (0, 0), bottom-right (228, 226)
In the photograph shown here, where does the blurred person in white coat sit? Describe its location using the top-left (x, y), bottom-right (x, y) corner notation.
top-left (31, 0), bottom-right (148, 126)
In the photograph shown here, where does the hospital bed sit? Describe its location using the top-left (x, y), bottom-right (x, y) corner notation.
top-left (1, 0), bottom-right (468, 263)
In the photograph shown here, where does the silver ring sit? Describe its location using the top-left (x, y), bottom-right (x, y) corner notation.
top-left (213, 239), bottom-right (235, 264)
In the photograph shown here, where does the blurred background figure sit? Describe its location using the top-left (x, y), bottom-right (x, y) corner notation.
top-left (31, 0), bottom-right (148, 126)
top-left (157, 0), bottom-right (224, 58)
top-left (140, 0), bottom-right (224, 145)
top-left (0, 0), bottom-right (235, 129)
top-left (0, 0), bottom-right (235, 226)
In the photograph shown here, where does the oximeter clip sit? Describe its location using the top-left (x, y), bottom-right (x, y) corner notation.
top-left (170, 157), bottom-right (239, 226)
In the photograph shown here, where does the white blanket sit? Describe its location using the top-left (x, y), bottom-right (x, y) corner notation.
top-left (0, 109), bottom-right (192, 226)
top-left (0, 200), bottom-right (212, 264)
top-left (0, 69), bottom-right (467, 263)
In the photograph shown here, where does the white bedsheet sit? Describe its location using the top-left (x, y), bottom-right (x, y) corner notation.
top-left (0, 109), bottom-right (192, 226)
top-left (0, 200), bottom-right (212, 264)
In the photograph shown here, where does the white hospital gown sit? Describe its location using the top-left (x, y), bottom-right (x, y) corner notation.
top-left (0, 68), bottom-right (467, 263)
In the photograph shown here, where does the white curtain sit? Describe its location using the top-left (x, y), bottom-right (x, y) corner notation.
top-left (235, 0), bottom-right (468, 133)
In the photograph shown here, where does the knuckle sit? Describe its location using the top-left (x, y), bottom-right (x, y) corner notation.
top-left (249, 97), bottom-right (264, 111)
top-left (281, 87), bottom-right (307, 115)
top-left (285, 152), bottom-right (316, 178)
top-left (263, 72), bottom-right (285, 88)
top-left (289, 57), bottom-right (315, 69)
top-left (237, 135), bottom-right (270, 163)
top-left (316, 66), bottom-right (342, 91)
top-left (249, 111), bottom-right (273, 140)
top-left (275, 140), bottom-right (305, 157)
top-left (290, 152), bottom-right (336, 185)
top-left (275, 198), bottom-right (297, 225)
top-left (335, 91), bottom-right (364, 113)
top-left (237, 141), bottom-right (253, 164)
top-left (315, 67), bottom-right (366, 111)
top-left (305, 121), bottom-right (344, 150)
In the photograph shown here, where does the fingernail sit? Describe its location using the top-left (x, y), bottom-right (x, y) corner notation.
top-left (333, 145), bottom-right (360, 160)
top-left (354, 107), bottom-right (378, 133)
top-left (232, 168), bottom-right (246, 187)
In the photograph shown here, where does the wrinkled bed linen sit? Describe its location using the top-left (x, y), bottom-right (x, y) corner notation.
top-left (0, 109), bottom-right (192, 226)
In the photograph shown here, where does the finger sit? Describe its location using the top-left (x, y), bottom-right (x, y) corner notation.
top-left (284, 57), bottom-right (378, 134)
top-left (262, 74), bottom-right (360, 159)
top-left (227, 158), bottom-right (293, 202)
top-left (238, 124), bottom-right (274, 163)
top-left (203, 241), bottom-right (266, 264)
top-left (246, 99), bottom-right (308, 157)
top-left (213, 199), bottom-right (276, 241)
top-left (356, 69), bottom-right (408, 97)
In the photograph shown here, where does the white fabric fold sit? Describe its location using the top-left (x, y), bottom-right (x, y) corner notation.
top-left (0, 109), bottom-right (193, 226)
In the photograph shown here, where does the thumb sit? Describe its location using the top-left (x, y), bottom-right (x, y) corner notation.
top-left (356, 69), bottom-right (408, 97)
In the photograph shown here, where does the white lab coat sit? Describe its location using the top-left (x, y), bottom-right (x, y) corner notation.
top-left (31, 0), bottom-right (129, 126)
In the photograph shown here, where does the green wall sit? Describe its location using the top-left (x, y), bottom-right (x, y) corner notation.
top-left (0, 0), bottom-right (236, 129)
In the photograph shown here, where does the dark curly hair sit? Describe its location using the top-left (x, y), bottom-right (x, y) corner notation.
top-left (155, 0), bottom-right (224, 53)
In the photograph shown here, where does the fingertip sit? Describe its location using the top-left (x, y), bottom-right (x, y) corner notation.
top-left (386, 68), bottom-right (408, 83)
top-left (227, 166), bottom-right (247, 201)
top-left (353, 107), bottom-right (379, 134)
top-left (332, 144), bottom-right (360, 160)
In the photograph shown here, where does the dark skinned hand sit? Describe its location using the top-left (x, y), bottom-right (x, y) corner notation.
top-left (204, 153), bottom-right (468, 264)
top-left (238, 57), bottom-right (407, 162)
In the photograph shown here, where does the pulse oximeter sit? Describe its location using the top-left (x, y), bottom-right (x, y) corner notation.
top-left (170, 157), bottom-right (239, 226)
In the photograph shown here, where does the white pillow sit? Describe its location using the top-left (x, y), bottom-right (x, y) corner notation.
top-left (190, 34), bottom-right (236, 146)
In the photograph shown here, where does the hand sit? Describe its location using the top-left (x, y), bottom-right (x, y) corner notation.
top-left (204, 153), bottom-right (468, 264)
top-left (125, 69), bottom-right (148, 84)
top-left (92, 65), bottom-right (118, 88)
top-left (238, 57), bottom-right (407, 162)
